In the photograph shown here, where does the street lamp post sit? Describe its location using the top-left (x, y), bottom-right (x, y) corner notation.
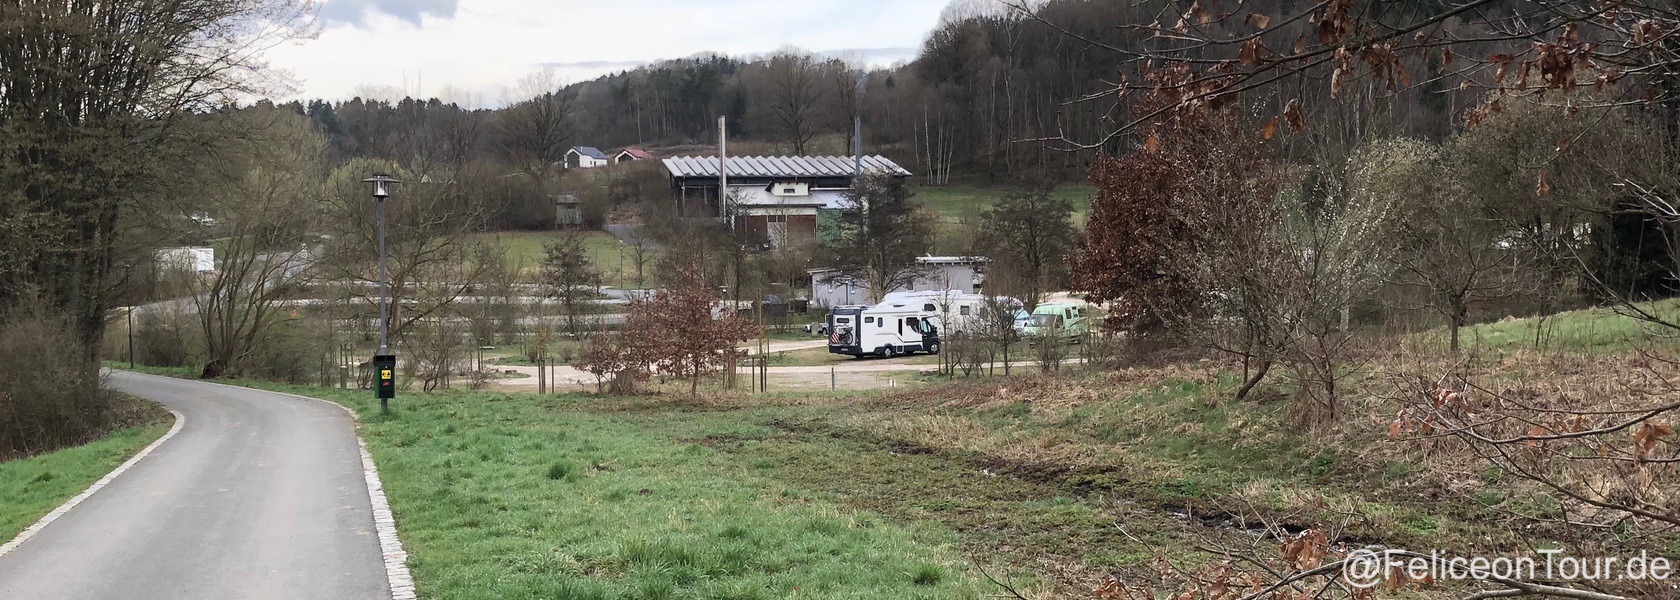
top-left (364, 174), bottom-right (401, 414)
top-left (127, 306), bottom-right (135, 370)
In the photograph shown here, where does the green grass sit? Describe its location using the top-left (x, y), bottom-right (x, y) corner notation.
top-left (912, 184), bottom-right (1097, 221)
top-left (1422, 300), bottom-right (1680, 355)
top-left (0, 422), bottom-right (172, 542)
top-left (913, 184), bottom-right (1095, 254)
top-left (470, 230), bottom-right (659, 288)
top-left (112, 361), bottom-right (1516, 596)
top-left (216, 384), bottom-right (988, 600)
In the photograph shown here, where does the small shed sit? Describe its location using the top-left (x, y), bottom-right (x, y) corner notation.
top-left (615, 148), bottom-right (650, 164)
top-left (554, 194), bottom-right (582, 228)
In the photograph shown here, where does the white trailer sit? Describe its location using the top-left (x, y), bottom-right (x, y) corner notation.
top-left (826, 302), bottom-right (942, 358)
top-left (879, 290), bottom-right (1020, 335)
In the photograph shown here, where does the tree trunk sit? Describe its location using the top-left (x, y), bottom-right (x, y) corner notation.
top-left (1449, 299), bottom-right (1467, 353)
top-left (1234, 359), bottom-right (1271, 401)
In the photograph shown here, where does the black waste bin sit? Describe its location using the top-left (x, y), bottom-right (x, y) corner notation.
top-left (374, 354), bottom-right (396, 400)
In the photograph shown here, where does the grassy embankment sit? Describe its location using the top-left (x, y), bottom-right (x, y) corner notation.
top-left (0, 399), bottom-right (172, 542)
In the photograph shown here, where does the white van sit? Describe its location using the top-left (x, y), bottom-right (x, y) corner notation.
top-left (826, 303), bottom-right (942, 358)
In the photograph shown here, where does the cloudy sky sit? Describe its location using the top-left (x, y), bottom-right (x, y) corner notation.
top-left (262, 0), bottom-right (952, 106)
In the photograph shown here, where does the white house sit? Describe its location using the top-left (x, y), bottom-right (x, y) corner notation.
top-left (809, 256), bottom-right (988, 308)
top-left (615, 148), bottom-right (650, 164)
top-left (566, 146), bottom-right (610, 169)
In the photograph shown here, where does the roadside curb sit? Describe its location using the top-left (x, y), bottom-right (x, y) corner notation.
top-left (0, 406), bottom-right (186, 559)
top-left (109, 372), bottom-right (417, 600)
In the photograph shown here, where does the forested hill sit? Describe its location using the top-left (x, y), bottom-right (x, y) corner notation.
top-left (557, 0), bottom-right (1151, 182)
top-left (291, 0), bottom-right (1508, 184)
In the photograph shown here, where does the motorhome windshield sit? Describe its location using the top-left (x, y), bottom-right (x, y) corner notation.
top-left (1029, 314), bottom-right (1062, 328)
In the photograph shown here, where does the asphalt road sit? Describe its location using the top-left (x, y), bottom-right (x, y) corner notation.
top-left (0, 372), bottom-right (390, 600)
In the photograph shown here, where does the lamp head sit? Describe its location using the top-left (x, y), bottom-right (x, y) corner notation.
top-left (363, 173), bottom-right (401, 200)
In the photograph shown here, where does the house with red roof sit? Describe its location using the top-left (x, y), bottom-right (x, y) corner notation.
top-left (615, 148), bottom-right (651, 164)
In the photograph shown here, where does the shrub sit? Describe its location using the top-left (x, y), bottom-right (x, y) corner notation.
top-left (245, 316), bottom-right (335, 384)
top-left (0, 301), bottom-right (110, 458)
top-left (133, 307), bottom-right (197, 368)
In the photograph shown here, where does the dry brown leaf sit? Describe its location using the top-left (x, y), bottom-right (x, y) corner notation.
top-left (1282, 98), bottom-right (1305, 132)
top-left (1634, 422), bottom-right (1673, 462)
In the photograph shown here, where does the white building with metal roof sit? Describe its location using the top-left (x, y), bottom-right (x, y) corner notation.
top-left (663, 155), bottom-right (912, 248)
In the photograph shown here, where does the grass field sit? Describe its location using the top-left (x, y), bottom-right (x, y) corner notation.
top-left (0, 420), bottom-right (172, 542)
top-left (913, 184), bottom-right (1097, 222)
top-left (470, 230), bottom-right (659, 288)
top-left (156, 359), bottom-right (1526, 599)
top-left (1412, 300), bottom-right (1680, 356)
top-left (912, 183), bottom-right (1096, 254)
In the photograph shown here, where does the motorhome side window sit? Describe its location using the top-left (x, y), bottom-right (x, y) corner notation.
top-left (864, 316), bottom-right (874, 324)
top-left (959, 306), bottom-right (971, 316)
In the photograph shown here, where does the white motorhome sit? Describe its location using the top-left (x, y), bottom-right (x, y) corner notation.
top-left (826, 302), bottom-right (942, 358)
top-left (879, 291), bottom-right (1021, 335)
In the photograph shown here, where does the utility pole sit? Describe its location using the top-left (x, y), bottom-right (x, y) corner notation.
top-left (854, 116), bottom-right (863, 176)
top-left (719, 116), bottom-right (729, 225)
top-left (854, 71), bottom-right (867, 178)
top-left (127, 306), bottom-right (135, 370)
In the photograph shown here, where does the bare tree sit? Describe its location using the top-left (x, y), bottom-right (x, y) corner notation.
top-left (320, 159), bottom-right (486, 346)
top-left (1353, 138), bottom-right (1530, 352)
top-left (765, 52), bottom-right (822, 155)
top-left (499, 70), bottom-right (577, 193)
top-left (185, 109), bottom-right (326, 378)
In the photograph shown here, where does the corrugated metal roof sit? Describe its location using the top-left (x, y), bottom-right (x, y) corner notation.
top-left (662, 155), bottom-right (911, 178)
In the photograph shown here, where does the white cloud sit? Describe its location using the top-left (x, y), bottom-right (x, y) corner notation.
top-left (318, 0), bottom-right (460, 27)
top-left (263, 0), bottom-right (947, 106)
